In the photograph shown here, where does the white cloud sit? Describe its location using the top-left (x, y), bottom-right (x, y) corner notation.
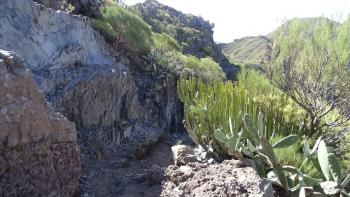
top-left (126, 0), bottom-right (350, 43)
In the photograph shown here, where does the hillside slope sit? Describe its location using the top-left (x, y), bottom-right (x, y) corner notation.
top-left (131, 0), bottom-right (238, 78)
top-left (220, 36), bottom-right (271, 65)
top-left (221, 17), bottom-right (337, 66)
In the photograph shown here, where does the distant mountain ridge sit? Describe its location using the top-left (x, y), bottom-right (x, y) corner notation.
top-left (220, 36), bottom-right (271, 65)
top-left (221, 17), bottom-right (338, 66)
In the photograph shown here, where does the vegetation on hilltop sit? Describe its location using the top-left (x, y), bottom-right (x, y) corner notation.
top-left (91, 5), bottom-right (153, 55)
top-left (266, 17), bottom-right (340, 39)
top-left (152, 32), bottom-right (181, 52)
top-left (146, 48), bottom-right (225, 82)
top-left (220, 36), bottom-right (271, 65)
top-left (131, 0), bottom-right (215, 58)
top-left (90, 4), bottom-right (226, 82)
top-left (220, 17), bottom-right (339, 67)
top-left (131, 0), bottom-right (238, 79)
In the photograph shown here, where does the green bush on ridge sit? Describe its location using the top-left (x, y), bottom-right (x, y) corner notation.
top-left (152, 32), bottom-right (181, 52)
top-left (183, 55), bottom-right (226, 82)
top-left (146, 44), bottom-right (225, 82)
top-left (91, 6), bottom-right (226, 81)
top-left (90, 19), bottom-right (117, 43)
top-left (91, 5), bottom-right (153, 55)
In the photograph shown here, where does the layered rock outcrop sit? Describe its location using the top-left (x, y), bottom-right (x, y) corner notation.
top-left (0, 50), bottom-right (80, 196)
top-left (0, 0), bottom-right (114, 71)
top-left (0, 0), bottom-right (184, 160)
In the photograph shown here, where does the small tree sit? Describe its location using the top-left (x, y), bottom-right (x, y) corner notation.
top-left (265, 17), bottom-right (350, 137)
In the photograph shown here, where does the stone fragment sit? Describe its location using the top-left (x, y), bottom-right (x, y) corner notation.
top-left (171, 145), bottom-right (198, 165)
top-left (162, 160), bottom-right (274, 197)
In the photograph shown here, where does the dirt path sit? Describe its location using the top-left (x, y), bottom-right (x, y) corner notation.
top-left (79, 133), bottom-right (193, 197)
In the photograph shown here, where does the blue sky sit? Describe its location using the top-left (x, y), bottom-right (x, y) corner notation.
top-left (126, 0), bottom-right (350, 43)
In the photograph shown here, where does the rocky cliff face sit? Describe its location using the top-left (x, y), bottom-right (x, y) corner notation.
top-left (0, 0), bottom-right (183, 160)
top-left (0, 0), bottom-right (114, 72)
top-left (132, 0), bottom-right (238, 79)
top-left (0, 50), bottom-right (80, 196)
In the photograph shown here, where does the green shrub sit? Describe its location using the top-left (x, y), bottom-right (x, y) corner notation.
top-left (145, 49), bottom-right (184, 74)
top-left (183, 56), bottom-right (225, 82)
top-left (266, 17), bottom-right (350, 137)
top-left (146, 49), bottom-right (225, 82)
top-left (237, 66), bottom-right (279, 96)
top-left (264, 17), bottom-right (350, 158)
top-left (152, 32), bottom-right (180, 52)
top-left (237, 67), bottom-right (309, 136)
top-left (97, 5), bottom-right (153, 55)
top-left (90, 19), bottom-right (117, 43)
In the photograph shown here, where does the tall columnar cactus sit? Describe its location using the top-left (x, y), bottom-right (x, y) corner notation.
top-left (177, 77), bottom-right (258, 155)
top-left (177, 77), bottom-right (304, 156)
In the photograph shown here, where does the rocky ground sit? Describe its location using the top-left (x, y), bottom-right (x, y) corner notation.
top-left (162, 160), bottom-right (273, 197)
top-left (79, 132), bottom-right (194, 197)
top-left (78, 131), bottom-right (273, 197)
